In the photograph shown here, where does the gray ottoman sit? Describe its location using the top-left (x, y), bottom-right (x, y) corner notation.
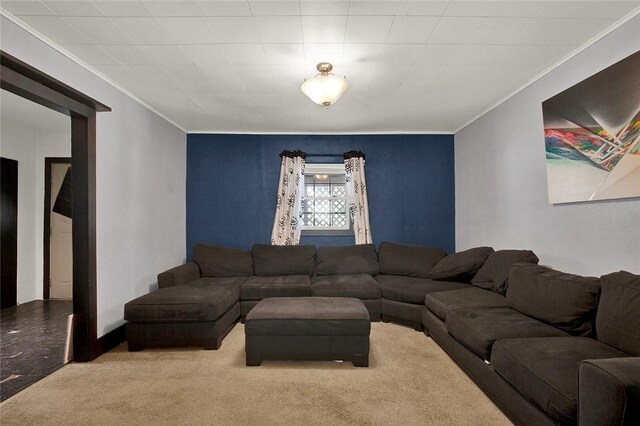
top-left (245, 297), bottom-right (370, 367)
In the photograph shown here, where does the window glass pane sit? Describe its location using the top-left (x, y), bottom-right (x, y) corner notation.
top-left (315, 184), bottom-right (330, 197)
top-left (333, 213), bottom-right (346, 227)
top-left (315, 213), bottom-right (330, 227)
top-left (315, 199), bottom-right (330, 213)
top-left (303, 199), bottom-right (314, 212)
top-left (331, 186), bottom-right (345, 197)
top-left (332, 199), bottom-right (346, 213)
top-left (302, 166), bottom-right (348, 230)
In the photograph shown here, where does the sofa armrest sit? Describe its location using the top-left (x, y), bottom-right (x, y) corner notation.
top-left (579, 357), bottom-right (640, 426)
top-left (157, 262), bottom-right (201, 288)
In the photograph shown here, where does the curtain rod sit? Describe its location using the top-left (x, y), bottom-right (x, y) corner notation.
top-left (280, 151), bottom-right (366, 159)
top-left (307, 152), bottom-right (366, 158)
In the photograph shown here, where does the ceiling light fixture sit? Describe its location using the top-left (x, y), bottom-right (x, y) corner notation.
top-left (301, 62), bottom-right (348, 108)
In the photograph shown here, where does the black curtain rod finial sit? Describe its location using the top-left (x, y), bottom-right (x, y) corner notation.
top-left (279, 150), bottom-right (366, 160)
top-left (279, 150), bottom-right (307, 159)
top-left (343, 150), bottom-right (366, 160)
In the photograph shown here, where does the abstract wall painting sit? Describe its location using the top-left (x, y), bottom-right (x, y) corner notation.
top-left (542, 51), bottom-right (640, 204)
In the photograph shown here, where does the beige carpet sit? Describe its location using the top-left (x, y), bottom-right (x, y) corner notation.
top-left (1, 322), bottom-right (511, 425)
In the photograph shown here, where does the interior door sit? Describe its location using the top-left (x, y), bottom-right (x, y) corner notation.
top-left (1, 157), bottom-right (18, 309)
top-left (49, 163), bottom-right (72, 300)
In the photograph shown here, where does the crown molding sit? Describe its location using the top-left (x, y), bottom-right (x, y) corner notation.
top-left (453, 5), bottom-right (640, 135)
top-left (0, 10), bottom-right (187, 133)
top-left (186, 130), bottom-right (454, 135)
top-left (5, 5), bottom-right (638, 137)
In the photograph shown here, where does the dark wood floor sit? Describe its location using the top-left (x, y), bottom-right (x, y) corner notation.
top-left (0, 300), bottom-right (72, 401)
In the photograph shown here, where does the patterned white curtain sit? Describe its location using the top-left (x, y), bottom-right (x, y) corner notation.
top-left (344, 151), bottom-right (372, 244)
top-left (271, 150), bottom-right (306, 245)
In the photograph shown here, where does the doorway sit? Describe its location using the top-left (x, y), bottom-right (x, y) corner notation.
top-left (1, 50), bottom-right (111, 363)
top-left (44, 158), bottom-right (73, 301)
top-left (0, 90), bottom-right (74, 400)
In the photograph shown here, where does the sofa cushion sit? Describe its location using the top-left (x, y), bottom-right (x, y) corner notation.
top-left (192, 244), bottom-right (253, 277)
top-left (492, 337), bottom-right (628, 424)
top-left (429, 246), bottom-right (494, 282)
top-left (446, 307), bottom-right (568, 361)
top-left (378, 241), bottom-right (446, 278)
top-left (596, 271), bottom-right (640, 356)
top-left (311, 274), bottom-right (381, 299)
top-left (192, 276), bottom-right (245, 291)
top-left (245, 297), bottom-right (370, 336)
top-left (124, 277), bottom-right (242, 322)
top-left (376, 274), bottom-right (469, 305)
top-left (507, 263), bottom-right (600, 337)
top-left (252, 244), bottom-right (316, 276)
top-left (240, 275), bottom-right (311, 300)
top-left (316, 244), bottom-right (379, 276)
top-left (471, 249), bottom-right (539, 294)
top-left (424, 287), bottom-right (510, 321)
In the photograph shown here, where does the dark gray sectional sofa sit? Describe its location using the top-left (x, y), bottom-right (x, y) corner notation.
top-left (422, 264), bottom-right (640, 426)
top-left (124, 241), bottom-right (640, 426)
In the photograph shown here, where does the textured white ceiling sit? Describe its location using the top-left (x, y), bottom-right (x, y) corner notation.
top-left (2, 1), bottom-right (639, 133)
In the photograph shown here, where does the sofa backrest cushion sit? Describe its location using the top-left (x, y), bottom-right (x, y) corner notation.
top-left (429, 246), bottom-right (494, 282)
top-left (596, 271), bottom-right (640, 356)
top-left (507, 263), bottom-right (600, 337)
top-left (378, 241), bottom-right (446, 278)
top-left (252, 244), bottom-right (316, 276)
top-left (192, 244), bottom-right (253, 277)
top-left (316, 244), bottom-right (379, 276)
top-left (471, 249), bottom-right (539, 294)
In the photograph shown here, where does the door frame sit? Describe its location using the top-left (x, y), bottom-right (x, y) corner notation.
top-left (43, 157), bottom-right (72, 300)
top-left (1, 157), bottom-right (18, 309)
top-left (1, 50), bottom-right (110, 362)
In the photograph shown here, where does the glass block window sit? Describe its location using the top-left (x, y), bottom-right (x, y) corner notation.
top-left (302, 164), bottom-right (349, 230)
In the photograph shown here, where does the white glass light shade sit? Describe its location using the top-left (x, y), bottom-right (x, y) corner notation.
top-left (301, 73), bottom-right (348, 108)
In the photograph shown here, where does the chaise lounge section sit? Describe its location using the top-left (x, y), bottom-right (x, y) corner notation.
top-left (124, 274), bottom-right (242, 351)
top-left (124, 244), bottom-right (253, 350)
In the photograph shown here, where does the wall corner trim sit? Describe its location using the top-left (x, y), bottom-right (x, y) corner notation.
top-left (453, 5), bottom-right (640, 135)
top-left (0, 10), bottom-right (187, 133)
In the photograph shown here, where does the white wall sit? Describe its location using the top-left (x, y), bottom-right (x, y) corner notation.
top-left (0, 93), bottom-right (71, 304)
top-left (1, 16), bottom-right (187, 336)
top-left (455, 14), bottom-right (640, 276)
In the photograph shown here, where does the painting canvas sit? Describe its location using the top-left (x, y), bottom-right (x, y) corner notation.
top-left (542, 51), bottom-right (640, 204)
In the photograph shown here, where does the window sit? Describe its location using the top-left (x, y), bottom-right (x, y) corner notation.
top-left (302, 163), bottom-right (350, 233)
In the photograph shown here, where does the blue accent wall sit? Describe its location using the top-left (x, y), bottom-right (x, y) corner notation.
top-left (186, 134), bottom-right (455, 258)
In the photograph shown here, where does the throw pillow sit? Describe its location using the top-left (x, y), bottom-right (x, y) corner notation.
top-left (429, 246), bottom-right (494, 282)
top-left (471, 249), bottom-right (539, 294)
